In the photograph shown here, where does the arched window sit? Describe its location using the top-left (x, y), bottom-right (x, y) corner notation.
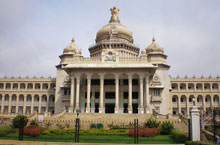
top-left (196, 83), bottom-right (202, 90)
top-left (188, 83), bottom-right (194, 90)
top-left (212, 83), bottom-right (218, 90)
top-left (172, 83), bottom-right (178, 90)
top-left (19, 94), bottom-right (24, 101)
top-left (12, 94), bottom-right (17, 101)
top-left (20, 83), bottom-right (26, 89)
top-left (6, 83), bottom-right (11, 89)
top-left (4, 94), bottom-right (9, 101)
top-left (42, 83), bottom-right (48, 89)
top-left (204, 83), bottom-right (211, 90)
top-left (13, 83), bottom-right (18, 89)
top-left (26, 94), bottom-right (32, 102)
top-left (27, 83), bottom-right (33, 89)
top-left (35, 83), bottom-right (41, 89)
top-left (180, 83), bottom-right (186, 90)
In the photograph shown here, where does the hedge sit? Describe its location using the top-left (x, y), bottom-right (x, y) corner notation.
top-left (185, 141), bottom-right (217, 145)
top-left (0, 126), bottom-right (13, 137)
top-left (42, 128), bottom-right (128, 136)
top-left (170, 129), bottom-right (188, 143)
top-left (129, 128), bottom-right (160, 137)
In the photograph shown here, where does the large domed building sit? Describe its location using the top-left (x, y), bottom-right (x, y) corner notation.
top-left (0, 7), bottom-right (219, 122)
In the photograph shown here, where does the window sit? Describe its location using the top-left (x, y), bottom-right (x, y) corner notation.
top-left (153, 89), bottom-right (160, 96)
top-left (132, 92), bottom-right (138, 99)
top-left (91, 79), bottom-right (100, 85)
top-left (95, 92), bottom-right (100, 99)
top-left (104, 79), bottom-right (115, 85)
top-left (132, 79), bottom-right (139, 85)
top-left (64, 88), bottom-right (70, 95)
top-left (123, 92), bottom-right (128, 99)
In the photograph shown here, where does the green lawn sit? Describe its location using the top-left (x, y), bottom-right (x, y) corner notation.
top-left (0, 133), bottom-right (176, 144)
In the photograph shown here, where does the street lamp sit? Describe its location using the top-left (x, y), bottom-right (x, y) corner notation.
top-left (76, 109), bottom-right (80, 118)
top-left (75, 109), bottom-right (80, 143)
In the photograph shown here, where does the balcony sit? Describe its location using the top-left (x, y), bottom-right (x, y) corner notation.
top-left (18, 101), bottom-right (24, 106)
top-left (41, 101), bottom-right (47, 106)
top-left (151, 96), bottom-right (162, 102)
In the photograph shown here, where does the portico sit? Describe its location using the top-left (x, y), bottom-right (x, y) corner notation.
top-left (66, 70), bottom-right (152, 114)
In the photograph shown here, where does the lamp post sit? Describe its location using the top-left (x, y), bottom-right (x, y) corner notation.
top-left (75, 109), bottom-right (80, 143)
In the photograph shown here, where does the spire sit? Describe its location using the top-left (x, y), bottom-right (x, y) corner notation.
top-left (109, 7), bottom-right (120, 23)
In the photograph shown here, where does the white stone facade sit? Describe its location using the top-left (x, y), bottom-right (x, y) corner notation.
top-left (0, 8), bottom-right (219, 117)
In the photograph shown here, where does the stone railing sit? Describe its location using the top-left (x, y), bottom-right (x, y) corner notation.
top-left (78, 57), bottom-right (146, 63)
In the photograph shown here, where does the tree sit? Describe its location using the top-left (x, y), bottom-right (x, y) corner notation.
top-left (12, 115), bottom-right (28, 140)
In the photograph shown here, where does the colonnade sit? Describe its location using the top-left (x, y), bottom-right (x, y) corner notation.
top-left (0, 94), bottom-right (55, 115)
top-left (172, 94), bottom-right (220, 116)
top-left (69, 73), bottom-right (150, 114)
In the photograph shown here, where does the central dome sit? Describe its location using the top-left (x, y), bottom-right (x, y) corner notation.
top-left (96, 22), bottom-right (133, 43)
top-left (95, 7), bottom-right (133, 43)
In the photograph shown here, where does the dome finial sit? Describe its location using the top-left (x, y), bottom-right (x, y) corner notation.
top-left (152, 37), bottom-right (156, 42)
top-left (71, 37), bottom-right (75, 43)
top-left (109, 7), bottom-right (120, 23)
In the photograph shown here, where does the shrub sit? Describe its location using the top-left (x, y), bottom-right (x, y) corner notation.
top-left (12, 115), bottom-right (28, 129)
top-left (24, 126), bottom-right (41, 137)
top-left (65, 123), bottom-right (70, 129)
top-left (0, 126), bottom-right (13, 137)
top-left (171, 129), bottom-right (188, 143)
top-left (160, 121), bottom-right (174, 135)
top-left (30, 120), bottom-right (38, 127)
top-left (97, 123), bottom-right (103, 129)
top-left (185, 141), bottom-right (215, 145)
top-left (129, 128), bottom-right (160, 137)
top-left (44, 122), bottom-right (52, 128)
top-left (56, 123), bottom-right (65, 129)
top-left (144, 118), bottom-right (160, 128)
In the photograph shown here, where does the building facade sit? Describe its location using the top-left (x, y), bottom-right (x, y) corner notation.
top-left (0, 7), bottom-right (219, 117)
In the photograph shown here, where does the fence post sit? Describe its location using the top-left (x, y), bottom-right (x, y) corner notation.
top-left (134, 119), bottom-right (138, 144)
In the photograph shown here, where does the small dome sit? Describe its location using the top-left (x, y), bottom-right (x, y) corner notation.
top-left (63, 38), bottom-right (82, 54)
top-left (145, 37), bottom-right (163, 54)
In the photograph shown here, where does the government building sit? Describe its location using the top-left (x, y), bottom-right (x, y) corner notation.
top-left (0, 7), bottom-right (219, 119)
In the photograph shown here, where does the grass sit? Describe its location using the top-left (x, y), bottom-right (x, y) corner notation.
top-left (0, 133), bottom-right (176, 144)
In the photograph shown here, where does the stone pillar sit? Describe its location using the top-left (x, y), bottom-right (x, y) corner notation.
top-left (31, 95), bottom-right (34, 114)
top-left (186, 96), bottom-right (189, 116)
top-left (46, 96), bottom-right (49, 112)
top-left (138, 75), bottom-right (144, 114)
top-left (115, 74), bottom-right (120, 113)
top-left (75, 75), bottom-right (80, 111)
top-left (211, 95), bottom-right (214, 108)
top-left (38, 96), bottom-right (41, 113)
top-left (1, 95), bottom-right (4, 113)
top-left (69, 76), bottom-right (75, 113)
top-left (99, 73), bottom-right (105, 113)
top-left (190, 106), bottom-right (200, 141)
top-left (203, 96), bottom-right (206, 112)
top-left (178, 96), bottom-right (181, 114)
top-left (145, 75), bottom-right (150, 113)
top-left (128, 74), bottom-right (133, 114)
top-left (16, 96), bottom-right (19, 114)
top-left (23, 96), bottom-right (26, 114)
top-left (8, 95), bottom-right (11, 114)
top-left (86, 74), bottom-right (91, 113)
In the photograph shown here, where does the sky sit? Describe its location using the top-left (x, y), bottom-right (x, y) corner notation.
top-left (0, 0), bottom-right (220, 78)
